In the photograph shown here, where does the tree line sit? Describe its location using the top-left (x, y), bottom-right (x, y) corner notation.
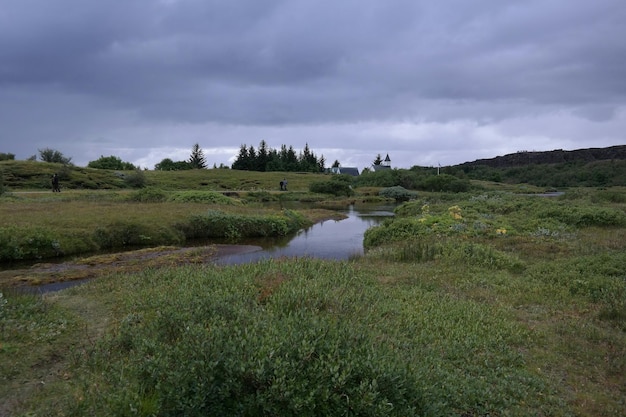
top-left (231, 141), bottom-right (325, 172)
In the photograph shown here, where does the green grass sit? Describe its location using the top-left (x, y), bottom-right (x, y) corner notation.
top-left (2, 217), bottom-right (625, 415)
top-left (2, 170), bottom-right (626, 415)
top-left (0, 191), bottom-right (345, 263)
top-left (0, 160), bottom-right (330, 191)
top-left (0, 259), bottom-right (570, 416)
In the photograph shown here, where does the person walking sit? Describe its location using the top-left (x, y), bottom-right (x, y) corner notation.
top-left (51, 173), bottom-right (60, 192)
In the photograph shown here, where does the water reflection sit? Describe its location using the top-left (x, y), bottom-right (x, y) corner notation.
top-left (215, 205), bottom-right (394, 265)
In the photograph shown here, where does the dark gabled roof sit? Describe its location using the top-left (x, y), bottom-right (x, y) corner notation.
top-left (338, 167), bottom-right (360, 176)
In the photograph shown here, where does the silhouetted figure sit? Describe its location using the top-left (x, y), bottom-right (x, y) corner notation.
top-left (51, 173), bottom-right (60, 192)
top-left (282, 178), bottom-right (287, 191)
top-left (279, 180), bottom-right (284, 191)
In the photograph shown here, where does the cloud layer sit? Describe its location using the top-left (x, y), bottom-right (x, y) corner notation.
top-left (1, 0), bottom-right (624, 169)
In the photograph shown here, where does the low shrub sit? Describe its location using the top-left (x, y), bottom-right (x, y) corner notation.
top-left (538, 204), bottom-right (626, 227)
top-left (593, 190), bottom-right (626, 204)
top-left (168, 191), bottom-right (242, 205)
top-left (309, 176), bottom-right (354, 197)
top-left (418, 174), bottom-right (470, 192)
top-left (0, 226), bottom-right (64, 261)
top-left (126, 187), bottom-right (169, 202)
top-left (123, 169), bottom-right (147, 188)
top-left (378, 186), bottom-right (416, 202)
top-left (93, 222), bottom-right (184, 249)
top-left (244, 191), bottom-right (277, 202)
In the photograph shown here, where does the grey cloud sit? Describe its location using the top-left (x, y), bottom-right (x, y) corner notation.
top-left (1, 0), bottom-right (624, 168)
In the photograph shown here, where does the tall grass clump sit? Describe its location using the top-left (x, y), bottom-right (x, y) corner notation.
top-left (365, 238), bottom-right (442, 263)
top-left (176, 209), bottom-right (307, 241)
top-left (442, 241), bottom-right (526, 272)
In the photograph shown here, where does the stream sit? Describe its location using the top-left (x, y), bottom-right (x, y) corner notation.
top-left (214, 205), bottom-right (395, 265)
top-left (8, 205), bottom-right (395, 293)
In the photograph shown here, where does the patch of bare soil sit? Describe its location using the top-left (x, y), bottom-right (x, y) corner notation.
top-left (0, 244), bottom-right (262, 289)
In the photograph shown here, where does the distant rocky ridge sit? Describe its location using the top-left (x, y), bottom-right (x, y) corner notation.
top-left (460, 145), bottom-right (626, 168)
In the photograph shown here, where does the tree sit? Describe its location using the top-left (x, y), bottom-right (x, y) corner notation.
top-left (373, 154), bottom-right (383, 166)
top-left (88, 155), bottom-right (136, 170)
top-left (317, 155), bottom-right (326, 173)
top-left (155, 158), bottom-right (192, 171)
top-left (257, 140), bottom-right (269, 171)
top-left (188, 143), bottom-right (207, 169)
top-left (232, 141), bottom-right (324, 173)
top-left (39, 148), bottom-right (72, 164)
top-left (332, 160), bottom-right (341, 168)
top-left (0, 152), bottom-right (15, 161)
top-left (231, 145), bottom-right (251, 170)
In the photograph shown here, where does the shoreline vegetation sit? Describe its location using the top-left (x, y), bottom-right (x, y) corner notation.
top-left (1, 163), bottom-right (626, 416)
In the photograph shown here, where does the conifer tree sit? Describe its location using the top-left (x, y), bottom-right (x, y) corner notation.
top-left (188, 143), bottom-right (207, 169)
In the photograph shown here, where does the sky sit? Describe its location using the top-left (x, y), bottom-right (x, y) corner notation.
top-left (1, 0), bottom-right (625, 171)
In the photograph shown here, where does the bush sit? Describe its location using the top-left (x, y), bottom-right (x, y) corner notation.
top-left (123, 169), bottom-right (147, 188)
top-left (538, 204), bottom-right (626, 227)
top-left (0, 226), bottom-right (63, 261)
top-left (168, 191), bottom-right (241, 205)
top-left (309, 177), bottom-right (354, 197)
top-left (127, 187), bottom-right (169, 202)
top-left (378, 186), bottom-right (416, 202)
top-left (93, 222), bottom-right (184, 249)
top-left (418, 174), bottom-right (470, 192)
top-left (355, 169), bottom-right (402, 187)
top-left (176, 210), bottom-right (307, 241)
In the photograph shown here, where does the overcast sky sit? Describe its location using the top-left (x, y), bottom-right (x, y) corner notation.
top-left (1, 0), bottom-right (625, 170)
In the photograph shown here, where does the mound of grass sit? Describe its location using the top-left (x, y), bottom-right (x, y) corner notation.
top-left (176, 209), bottom-right (307, 241)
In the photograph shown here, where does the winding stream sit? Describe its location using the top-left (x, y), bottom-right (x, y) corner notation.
top-left (8, 205), bottom-right (395, 293)
top-left (215, 205), bottom-right (395, 265)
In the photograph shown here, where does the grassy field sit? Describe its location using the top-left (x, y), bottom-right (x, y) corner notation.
top-left (1, 165), bottom-right (626, 415)
top-left (0, 187), bottom-right (356, 269)
top-left (0, 160), bottom-right (328, 192)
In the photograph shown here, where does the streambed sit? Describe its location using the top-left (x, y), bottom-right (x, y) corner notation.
top-left (2, 205), bottom-right (395, 292)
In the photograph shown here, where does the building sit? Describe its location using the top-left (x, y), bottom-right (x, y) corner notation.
top-left (372, 153), bottom-right (392, 172)
top-left (330, 166), bottom-right (360, 176)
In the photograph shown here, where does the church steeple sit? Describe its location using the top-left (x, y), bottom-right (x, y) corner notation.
top-left (383, 153), bottom-right (391, 167)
